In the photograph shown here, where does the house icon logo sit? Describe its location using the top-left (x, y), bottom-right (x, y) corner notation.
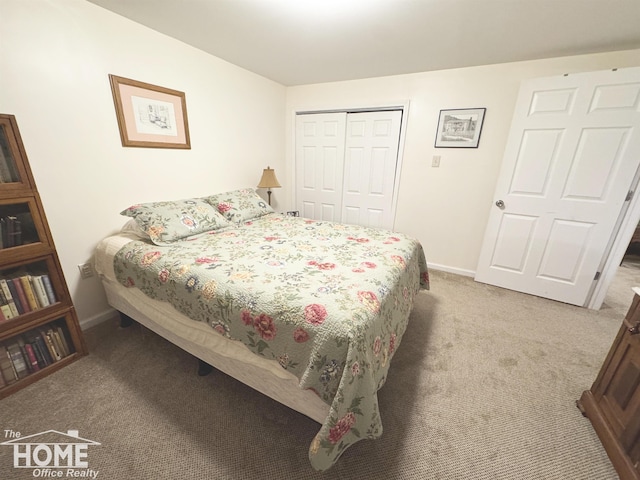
top-left (1, 429), bottom-right (100, 476)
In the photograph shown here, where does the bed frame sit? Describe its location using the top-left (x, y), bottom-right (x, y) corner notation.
top-left (101, 275), bottom-right (330, 424)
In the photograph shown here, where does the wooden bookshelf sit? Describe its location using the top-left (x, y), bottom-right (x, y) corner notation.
top-left (578, 290), bottom-right (640, 480)
top-left (0, 114), bottom-right (87, 398)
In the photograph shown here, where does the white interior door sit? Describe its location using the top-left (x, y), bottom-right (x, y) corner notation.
top-left (475, 67), bottom-right (640, 306)
top-left (295, 113), bottom-right (346, 221)
top-left (342, 111), bottom-right (402, 229)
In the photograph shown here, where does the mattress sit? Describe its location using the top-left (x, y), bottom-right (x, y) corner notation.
top-left (94, 233), bottom-right (330, 423)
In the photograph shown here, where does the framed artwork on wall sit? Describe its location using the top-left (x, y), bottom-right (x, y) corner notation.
top-left (434, 108), bottom-right (486, 148)
top-left (108, 74), bottom-right (191, 149)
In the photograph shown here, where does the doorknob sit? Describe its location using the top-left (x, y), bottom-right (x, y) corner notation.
top-left (495, 200), bottom-right (505, 208)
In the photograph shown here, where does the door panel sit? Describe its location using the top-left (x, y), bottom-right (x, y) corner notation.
top-left (295, 113), bottom-right (346, 222)
top-left (536, 219), bottom-right (594, 283)
top-left (563, 127), bottom-right (631, 201)
top-left (509, 129), bottom-right (563, 196)
top-left (475, 67), bottom-right (640, 306)
top-left (491, 214), bottom-right (538, 273)
top-left (342, 111), bottom-right (402, 229)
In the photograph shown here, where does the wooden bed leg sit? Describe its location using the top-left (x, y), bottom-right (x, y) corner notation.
top-left (197, 359), bottom-right (214, 376)
top-left (119, 312), bottom-right (135, 328)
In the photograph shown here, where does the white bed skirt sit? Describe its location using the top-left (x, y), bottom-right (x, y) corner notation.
top-left (94, 234), bottom-right (329, 424)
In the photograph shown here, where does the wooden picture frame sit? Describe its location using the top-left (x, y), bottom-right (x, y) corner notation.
top-left (108, 74), bottom-right (191, 149)
top-left (434, 108), bottom-right (486, 148)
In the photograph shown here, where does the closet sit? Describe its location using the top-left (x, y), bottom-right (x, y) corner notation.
top-left (295, 110), bottom-right (403, 230)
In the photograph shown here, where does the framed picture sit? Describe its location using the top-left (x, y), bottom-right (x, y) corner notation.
top-left (108, 74), bottom-right (191, 149)
top-left (434, 108), bottom-right (486, 148)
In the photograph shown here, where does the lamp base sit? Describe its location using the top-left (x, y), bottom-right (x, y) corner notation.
top-left (267, 189), bottom-right (272, 205)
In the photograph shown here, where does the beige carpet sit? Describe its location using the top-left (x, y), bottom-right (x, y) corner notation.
top-left (2, 262), bottom-right (638, 480)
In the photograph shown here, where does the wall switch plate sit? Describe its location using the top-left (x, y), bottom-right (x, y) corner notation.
top-left (78, 263), bottom-right (94, 279)
top-left (432, 155), bottom-right (441, 168)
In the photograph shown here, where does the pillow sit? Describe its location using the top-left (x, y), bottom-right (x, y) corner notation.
top-left (205, 188), bottom-right (274, 223)
top-left (120, 218), bottom-right (150, 240)
top-left (120, 198), bottom-right (231, 245)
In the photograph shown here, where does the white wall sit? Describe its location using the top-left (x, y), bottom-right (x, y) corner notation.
top-left (286, 50), bottom-right (640, 276)
top-left (0, 0), bottom-right (286, 326)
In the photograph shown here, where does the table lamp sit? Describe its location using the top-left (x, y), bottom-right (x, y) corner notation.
top-left (257, 166), bottom-right (281, 205)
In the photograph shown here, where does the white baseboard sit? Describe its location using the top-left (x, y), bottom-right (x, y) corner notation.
top-left (428, 263), bottom-right (476, 278)
top-left (79, 308), bottom-right (117, 331)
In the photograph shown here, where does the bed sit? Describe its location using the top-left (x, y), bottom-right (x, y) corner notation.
top-left (93, 188), bottom-right (429, 470)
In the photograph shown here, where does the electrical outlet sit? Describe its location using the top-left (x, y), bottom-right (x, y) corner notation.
top-left (432, 155), bottom-right (441, 168)
top-left (78, 263), bottom-right (94, 279)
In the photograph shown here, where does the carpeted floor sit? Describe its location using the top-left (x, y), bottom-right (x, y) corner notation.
top-left (2, 263), bottom-right (638, 479)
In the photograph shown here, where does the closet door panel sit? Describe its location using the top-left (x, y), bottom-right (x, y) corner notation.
top-left (295, 113), bottom-right (346, 222)
top-left (342, 111), bottom-right (402, 229)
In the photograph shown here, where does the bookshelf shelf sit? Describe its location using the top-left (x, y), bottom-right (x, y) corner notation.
top-left (0, 114), bottom-right (87, 398)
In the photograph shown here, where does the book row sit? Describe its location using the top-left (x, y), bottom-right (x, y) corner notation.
top-left (0, 274), bottom-right (57, 321)
top-left (0, 215), bottom-right (24, 248)
top-left (0, 323), bottom-right (73, 388)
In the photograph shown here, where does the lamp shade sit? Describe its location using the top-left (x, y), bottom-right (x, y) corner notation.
top-left (257, 166), bottom-right (281, 189)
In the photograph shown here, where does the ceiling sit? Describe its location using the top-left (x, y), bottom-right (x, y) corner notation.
top-left (87, 0), bottom-right (640, 86)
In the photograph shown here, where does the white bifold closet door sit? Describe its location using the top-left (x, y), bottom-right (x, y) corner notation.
top-left (295, 110), bottom-right (402, 230)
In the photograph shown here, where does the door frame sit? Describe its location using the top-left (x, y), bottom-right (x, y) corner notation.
top-left (291, 101), bottom-right (410, 230)
top-left (588, 168), bottom-right (640, 309)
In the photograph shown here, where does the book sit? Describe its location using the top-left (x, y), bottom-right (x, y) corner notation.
top-left (0, 217), bottom-right (6, 247)
top-left (28, 333), bottom-right (53, 366)
top-left (0, 286), bottom-right (13, 320)
top-left (5, 216), bottom-right (15, 248)
top-left (6, 342), bottom-right (29, 379)
top-left (28, 339), bottom-right (47, 368)
top-left (19, 276), bottom-right (38, 311)
top-left (0, 279), bottom-right (12, 304)
top-left (9, 277), bottom-right (28, 314)
top-left (40, 274), bottom-right (56, 304)
top-left (22, 342), bottom-right (40, 372)
top-left (0, 345), bottom-right (16, 384)
top-left (56, 326), bottom-right (71, 357)
top-left (41, 329), bottom-right (61, 362)
top-left (16, 338), bottom-right (33, 374)
top-left (8, 216), bottom-right (21, 246)
top-left (1, 216), bottom-right (22, 247)
top-left (31, 275), bottom-right (49, 308)
top-left (51, 330), bottom-right (67, 359)
top-left (0, 279), bottom-right (19, 317)
top-left (16, 212), bottom-right (36, 245)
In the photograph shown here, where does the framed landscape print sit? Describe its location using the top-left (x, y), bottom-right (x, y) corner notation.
top-left (435, 108), bottom-right (486, 148)
top-left (109, 75), bottom-right (191, 149)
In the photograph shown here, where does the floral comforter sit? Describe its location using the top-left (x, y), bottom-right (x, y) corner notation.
top-left (113, 213), bottom-right (429, 470)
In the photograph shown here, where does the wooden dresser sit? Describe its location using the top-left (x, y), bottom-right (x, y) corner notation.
top-left (578, 289), bottom-right (640, 480)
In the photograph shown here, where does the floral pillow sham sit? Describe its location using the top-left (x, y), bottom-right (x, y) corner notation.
top-left (120, 198), bottom-right (231, 246)
top-left (204, 188), bottom-right (274, 223)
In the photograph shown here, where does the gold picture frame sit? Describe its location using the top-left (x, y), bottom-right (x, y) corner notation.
top-left (109, 74), bottom-right (191, 149)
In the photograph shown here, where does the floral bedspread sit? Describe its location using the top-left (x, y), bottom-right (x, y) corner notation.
top-left (113, 213), bottom-right (429, 470)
